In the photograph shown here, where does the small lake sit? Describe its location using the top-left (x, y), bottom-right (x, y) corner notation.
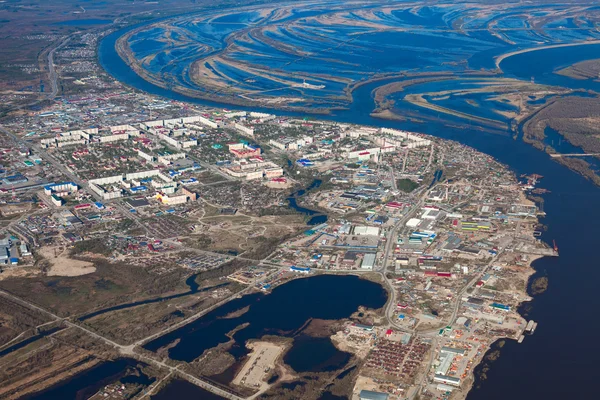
top-left (23, 358), bottom-right (153, 399)
top-left (151, 379), bottom-right (225, 399)
top-left (284, 335), bottom-right (352, 372)
top-left (143, 275), bottom-right (387, 371)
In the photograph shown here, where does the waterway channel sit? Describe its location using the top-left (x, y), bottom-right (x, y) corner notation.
top-left (287, 179), bottom-right (328, 225)
top-left (23, 358), bottom-right (153, 399)
top-left (78, 276), bottom-right (229, 321)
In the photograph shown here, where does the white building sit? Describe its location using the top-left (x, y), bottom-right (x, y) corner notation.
top-left (353, 226), bottom-right (380, 236)
top-left (361, 253), bottom-right (376, 270)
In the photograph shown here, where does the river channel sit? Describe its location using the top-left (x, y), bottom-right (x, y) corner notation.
top-left (287, 179), bottom-right (328, 225)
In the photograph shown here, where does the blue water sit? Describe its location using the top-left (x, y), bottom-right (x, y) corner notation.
top-left (287, 179), bottom-right (328, 225)
top-left (78, 279), bottom-right (229, 321)
top-left (99, 9), bottom-right (600, 400)
top-left (151, 379), bottom-right (225, 399)
top-left (23, 359), bottom-right (153, 399)
top-left (284, 335), bottom-right (352, 372)
top-left (500, 43), bottom-right (600, 92)
top-left (0, 327), bottom-right (64, 357)
top-left (543, 127), bottom-right (600, 172)
top-left (143, 275), bottom-right (386, 369)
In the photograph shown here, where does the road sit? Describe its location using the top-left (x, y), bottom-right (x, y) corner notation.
top-left (46, 36), bottom-right (71, 98)
top-left (0, 286), bottom-right (244, 400)
top-left (379, 189), bottom-right (428, 332)
top-left (133, 266), bottom-right (283, 347)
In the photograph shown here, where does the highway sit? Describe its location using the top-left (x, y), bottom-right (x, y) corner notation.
top-left (46, 36), bottom-right (71, 98)
top-left (379, 184), bottom-right (429, 332)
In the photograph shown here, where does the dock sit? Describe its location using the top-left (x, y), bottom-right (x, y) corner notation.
top-left (524, 320), bottom-right (537, 335)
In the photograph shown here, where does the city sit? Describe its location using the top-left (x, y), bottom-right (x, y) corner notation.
top-left (3, 1), bottom-right (598, 400)
top-left (0, 89), bottom-right (555, 399)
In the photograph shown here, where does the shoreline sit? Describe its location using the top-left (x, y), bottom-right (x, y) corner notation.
top-left (455, 253), bottom-right (544, 400)
top-left (495, 40), bottom-right (600, 69)
top-left (16, 3), bottom-right (570, 397)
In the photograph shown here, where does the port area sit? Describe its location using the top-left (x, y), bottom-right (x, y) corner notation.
top-left (232, 341), bottom-right (287, 390)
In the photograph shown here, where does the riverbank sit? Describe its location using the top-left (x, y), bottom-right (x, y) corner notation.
top-left (456, 254), bottom-right (543, 400)
top-left (495, 40), bottom-right (600, 69)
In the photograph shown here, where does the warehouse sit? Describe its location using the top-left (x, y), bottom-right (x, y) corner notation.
top-left (361, 253), bottom-right (377, 270)
top-left (353, 225), bottom-right (380, 236)
top-left (433, 374), bottom-right (461, 387)
top-left (359, 390), bottom-right (389, 400)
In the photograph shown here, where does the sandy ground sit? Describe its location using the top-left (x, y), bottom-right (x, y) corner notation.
top-left (352, 375), bottom-right (390, 400)
top-left (0, 267), bottom-right (38, 281)
top-left (233, 341), bottom-right (285, 389)
top-left (264, 180), bottom-right (293, 189)
top-left (39, 246), bottom-right (96, 277)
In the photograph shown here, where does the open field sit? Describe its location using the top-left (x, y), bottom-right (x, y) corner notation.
top-left (185, 213), bottom-right (305, 259)
top-left (39, 246), bottom-right (96, 277)
top-left (0, 259), bottom-right (189, 317)
top-left (233, 341), bottom-right (286, 390)
top-left (81, 282), bottom-right (241, 345)
top-left (0, 296), bottom-right (51, 345)
top-left (557, 58), bottom-right (600, 80)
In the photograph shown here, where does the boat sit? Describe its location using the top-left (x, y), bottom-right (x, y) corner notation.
top-left (518, 335), bottom-right (525, 343)
top-left (525, 320), bottom-right (537, 335)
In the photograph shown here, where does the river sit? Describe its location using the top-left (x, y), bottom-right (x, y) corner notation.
top-left (94, 17), bottom-right (600, 400)
top-left (78, 277), bottom-right (229, 321)
top-left (287, 179), bottom-right (328, 225)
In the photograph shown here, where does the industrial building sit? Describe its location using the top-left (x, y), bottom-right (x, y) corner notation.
top-left (433, 374), bottom-right (461, 387)
top-left (361, 253), bottom-right (377, 270)
top-left (359, 390), bottom-right (389, 400)
top-left (353, 225), bottom-right (380, 236)
top-left (290, 266), bottom-right (311, 274)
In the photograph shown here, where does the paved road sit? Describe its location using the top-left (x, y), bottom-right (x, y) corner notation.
top-left (46, 37), bottom-right (71, 98)
top-left (380, 193), bottom-right (426, 332)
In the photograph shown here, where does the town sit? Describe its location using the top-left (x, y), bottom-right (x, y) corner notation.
top-left (0, 89), bottom-right (555, 400)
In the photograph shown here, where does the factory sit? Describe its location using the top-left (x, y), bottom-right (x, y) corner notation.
top-left (359, 390), bottom-right (389, 400)
top-left (361, 253), bottom-right (377, 270)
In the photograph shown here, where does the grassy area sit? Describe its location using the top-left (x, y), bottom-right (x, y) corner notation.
top-left (0, 260), bottom-right (189, 317)
top-left (397, 178), bottom-right (419, 192)
top-left (71, 238), bottom-right (113, 256)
